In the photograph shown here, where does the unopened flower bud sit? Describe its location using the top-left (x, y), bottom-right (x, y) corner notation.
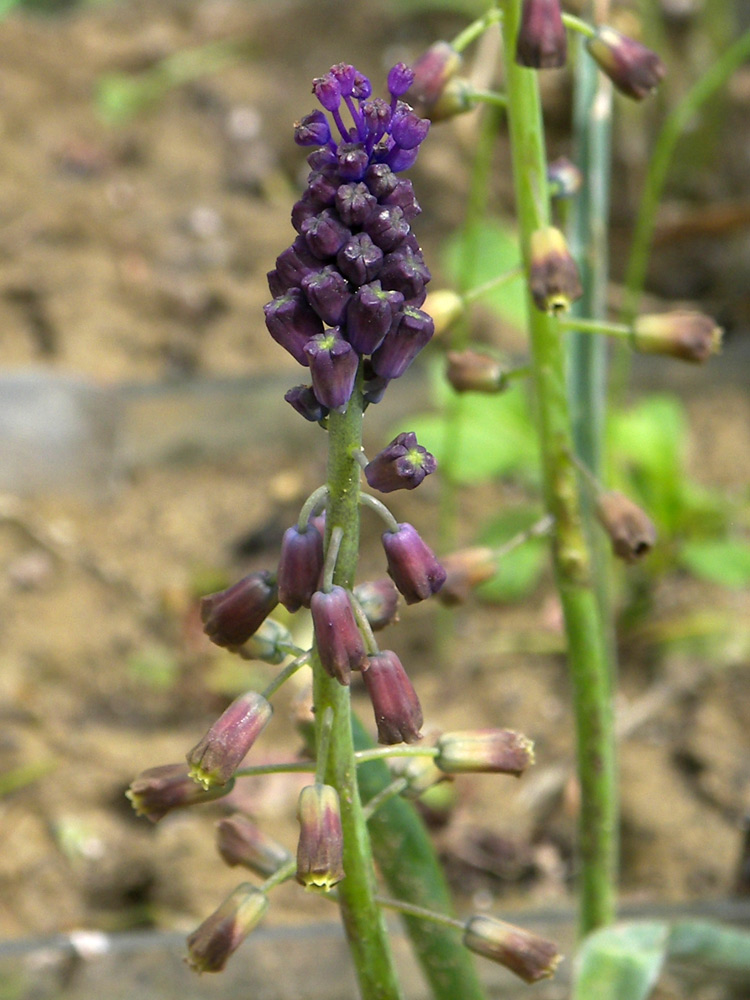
top-left (277, 522), bottom-right (324, 612)
top-left (423, 290), bottom-right (465, 336)
top-left (438, 546), bottom-right (497, 605)
top-left (186, 883), bottom-right (268, 973)
top-left (529, 226), bottom-right (582, 314)
top-left (547, 156), bottom-right (583, 199)
top-left (631, 311), bottom-right (722, 363)
top-left (201, 571), bottom-right (279, 650)
top-left (240, 617), bottom-right (294, 664)
top-left (187, 691), bottom-right (272, 789)
top-left (463, 915), bottom-right (562, 983)
top-left (365, 432), bottom-right (436, 493)
top-left (586, 25), bottom-right (666, 100)
top-left (310, 584), bottom-right (367, 685)
top-left (382, 522), bottom-right (447, 604)
top-left (387, 62), bottom-right (415, 98)
top-left (516, 0), bottom-right (568, 69)
top-left (264, 288), bottom-right (323, 366)
top-left (408, 42), bottom-right (463, 117)
top-left (304, 328), bottom-right (359, 413)
top-left (446, 350), bottom-right (507, 394)
top-left (285, 384), bottom-right (329, 423)
top-left (370, 306), bottom-right (435, 380)
top-left (595, 490), bottom-right (657, 563)
top-left (127, 763), bottom-right (232, 823)
top-left (363, 650), bottom-right (423, 745)
top-left (436, 729), bottom-right (535, 775)
top-left (353, 578), bottom-right (400, 631)
top-left (296, 783), bottom-right (345, 890)
top-left (216, 815), bottom-right (292, 877)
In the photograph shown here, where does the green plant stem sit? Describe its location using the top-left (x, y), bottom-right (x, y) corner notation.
top-left (313, 371), bottom-right (403, 1000)
top-left (501, 0), bottom-right (617, 936)
top-left (355, 746), bottom-right (439, 765)
top-left (621, 27), bottom-right (750, 322)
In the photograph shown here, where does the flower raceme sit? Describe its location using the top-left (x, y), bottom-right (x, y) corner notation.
top-left (265, 63), bottom-right (434, 416)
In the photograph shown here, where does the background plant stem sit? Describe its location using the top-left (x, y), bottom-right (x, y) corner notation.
top-left (313, 373), bottom-right (403, 1000)
top-left (501, 0), bottom-right (617, 935)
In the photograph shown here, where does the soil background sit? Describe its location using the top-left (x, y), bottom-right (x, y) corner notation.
top-left (0, 1), bottom-right (749, 997)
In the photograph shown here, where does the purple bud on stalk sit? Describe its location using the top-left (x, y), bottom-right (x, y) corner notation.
top-left (277, 522), bottom-right (325, 612)
top-left (310, 584), bottom-right (367, 684)
top-left (631, 311), bottom-right (722, 363)
top-left (301, 265), bottom-right (352, 326)
top-left (366, 205), bottom-right (411, 252)
top-left (370, 306), bottom-right (434, 379)
top-left (264, 288), bottom-right (323, 366)
top-left (201, 571), bottom-right (279, 650)
top-left (187, 690), bottom-right (273, 789)
top-left (352, 70), bottom-right (371, 99)
top-left (362, 369), bottom-right (391, 405)
top-left (336, 232), bottom-right (384, 286)
top-left (312, 73), bottom-right (341, 112)
top-left (276, 235), bottom-right (328, 288)
top-left (382, 178), bottom-right (421, 220)
top-left (463, 915), bottom-right (562, 984)
top-left (353, 578), bottom-right (400, 631)
top-left (382, 522), bottom-right (446, 604)
top-left (435, 729), bottom-right (535, 775)
top-left (515, 0), bottom-right (568, 69)
top-left (127, 763), bottom-right (233, 823)
top-left (586, 25), bottom-right (666, 100)
top-left (528, 226), bottom-right (582, 314)
top-left (337, 142), bottom-right (370, 181)
top-left (379, 245), bottom-right (431, 304)
top-left (304, 329), bottom-right (359, 413)
top-left (186, 883), bottom-right (268, 973)
top-left (384, 144), bottom-right (420, 173)
top-left (361, 99), bottom-right (392, 143)
top-left (347, 282), bottom-right (402, 355)
top-left (216, 815), bottom-right (293, 877)
top-left (364, 163), bottom-right (399, 198)
top-left (363, 649), bottom-right (423, 745)
top-left (296, 783), bottom-right (345, 890)
top-left (329, 62), bottom-right (357, 97)
top-left (294, 110), bottom-right (331, 147)
top-left (365, 431), bottom-right (436, 493)
top-left (390, 106), bottom-right (430, 149)
top-left (285, 384), bottom-right (329, 422)
top-left (306, 169), bottom-right (339, 207)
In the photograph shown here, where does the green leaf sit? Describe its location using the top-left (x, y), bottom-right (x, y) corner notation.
top-left (442, 218), bottom-right (526, 328)
top-left (573, 922), bottom-right (669, 1000)
top-left (405, 385), bottom-right (538, 486)
top-left (668, 919), bottom-right (750, 979)
top-left (679, 538), bottom-right (750, 589)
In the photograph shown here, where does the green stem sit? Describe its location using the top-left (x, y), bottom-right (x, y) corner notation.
top-left (501, 0), bottom-right (617, 936)
top-left (355, 746), bottom-right (439, 765)
top-left (313, 371), bottom-right (403, 1000)
top-left (361, 777), bottom-right (409, 822)
top-left (621, 27), bottom-right (750, 322)
top-left (234, 761), bottom-right (316, 777)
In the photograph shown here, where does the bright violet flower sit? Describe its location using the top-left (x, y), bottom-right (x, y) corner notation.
top-left (363, 649), bottom-right (423, 745)
top-left (277, 522), bottom-right (325, 612)
top-left (216, 814), bottom-right (292, 877)
top-left (265, 63), bottom-right (433, 413)
top-left (296, 783), bottom-right (345, 890)
top-left (310, 584), bottom-right (367, 684)
top-left (127, 763), bottom-right (234, 823)
top-left (515, 0), bottom-right (568, 69)
top-left (186, 883), bottom-right (268, 973)
top-left (201, 571), bottom-right (279, 650)
top-left (364, 431), bottom-right (436, 493)
top-left (381, 522), bottom-right (446, 604)
top-left (187, 691), bottom-right (273, 789)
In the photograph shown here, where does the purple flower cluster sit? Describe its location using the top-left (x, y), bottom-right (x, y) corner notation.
top-left (265, 63), bottom-right (434, 416)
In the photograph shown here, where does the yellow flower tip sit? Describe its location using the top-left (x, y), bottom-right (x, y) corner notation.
top-left (529, 226), bottom-right (582, 315)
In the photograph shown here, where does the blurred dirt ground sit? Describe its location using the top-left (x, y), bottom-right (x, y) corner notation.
top-left (0, 4), bottom-right (749, 989)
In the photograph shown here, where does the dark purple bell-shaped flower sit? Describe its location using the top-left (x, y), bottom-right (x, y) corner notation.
top-left (337, 142), bottom-right (370, 181)
top-left (364, 163), bottom-right (399, 198)
top-left (515, 0), bottom-right (568, 69)
top-left (304, 328), bottom-right (359, 412)
top-left (370, 305), bottom-right (434, 379)
top-left (294, 110), bottom-right (332, 146)
top-left (263, 288), bottom-right (322, 366)
top-left (382, 522), bottom-right (446, 604)
top-left (335, 182), bottom-right (376, 227)
top-left (379, 244), bottom-right (431, 303)
top-left (336, 233), bottom-right (383, 286)
top-left (201, 571), bottom-right (279, 649)
top-left (366, 205), bottom-right (411, 252)
top-left (382, 178), bottom-right (421, 220)
top-left (312, 73), bottom-right (341, 111)
top-left (302, 209), bottom-right (351, 259)
top-left (278, 522), bottom-right (325, 612)
top-left (387, 63), bottom-right (415, 98)
top-left (365, 432), bottom-right (436, 493)
top-left (285, 384), bottom-right (329, 422)
top-left (187, 691), bottom-right (273, 789)
top-left (302, 265), bottom-right (352, 326)
top-left (361, 99), bottom-right (392, 143)
top-left (346, 282), bottom-right (402, 355)
top-left (390, 105), bottom-right (430, 150)
top-left (363, 649), bottom-right (423, 745)
top-left (310, 584), bottom-right (367, 685)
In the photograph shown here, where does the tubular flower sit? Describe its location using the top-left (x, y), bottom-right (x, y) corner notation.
top-left (586, 25), bottom-right (666, 100)
top-left (515, 0), bottom-right (568, 69)
top-left (463, 915), bottom-right (562, 984)
top-left (435, 729), bottom-right (535, 776)
top-left (364, 431), bottom-right (436, 493)
top-left (201, 571), bottom-right (278, 650)
top-left (382, 522), bottom-right (447, 604)
top-left (265, 64), bottom-right (432, 413)
top-left (363, 649), bottom-right (423, 745)
top-left (528, 226), bottom-right (582, 314)
top-left (186, 883), bottom-right (268, 973)
top-left (216, 815), bottom-right (292, 877)
top-left (187, 691), bottom-right (273, 789)
top-left (631, 311), bottom-right (722, 363)
top-left (127, 763), bottom-right (233, 823)
top-left (310, 584), bottom-right (367, 685)
top-left (296, 783), bottom-right (345, 890)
